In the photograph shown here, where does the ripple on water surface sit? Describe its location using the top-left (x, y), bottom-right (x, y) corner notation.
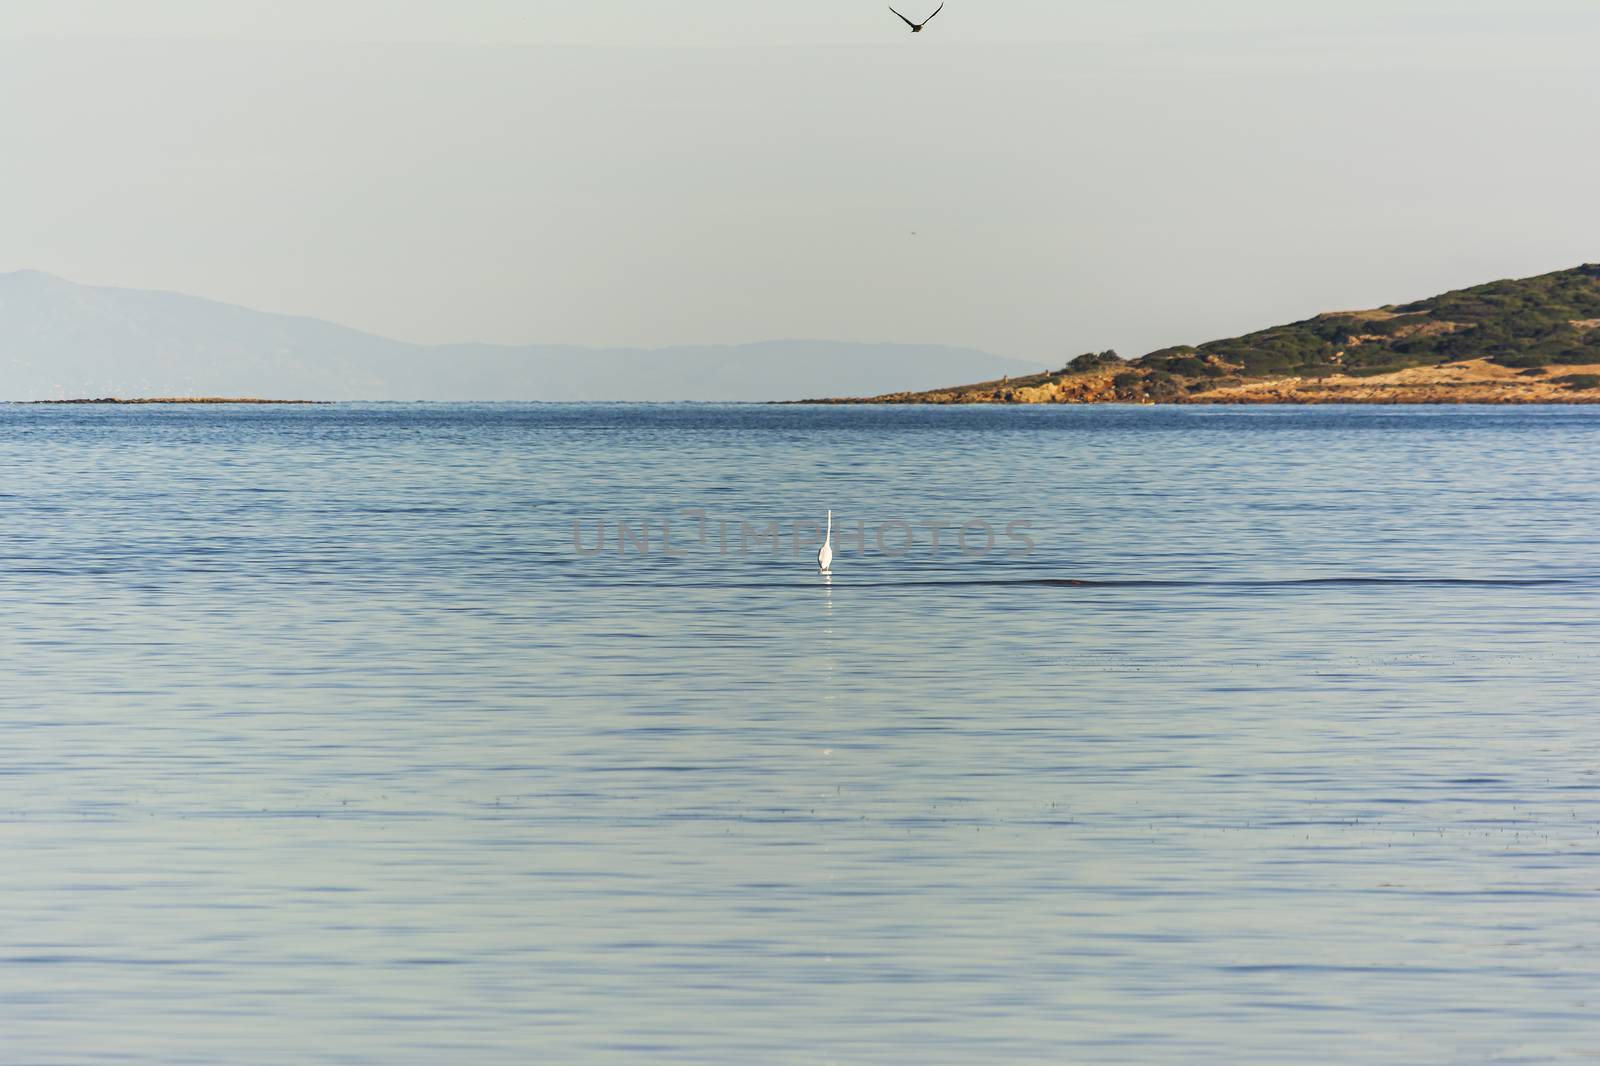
top-left (2, 403), bottom-right (1600, 1064)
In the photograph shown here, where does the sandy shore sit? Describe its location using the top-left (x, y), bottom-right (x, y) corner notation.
top-left (20, 397), bottom-right (327, 405)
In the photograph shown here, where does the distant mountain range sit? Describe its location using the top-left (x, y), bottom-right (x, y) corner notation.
top-left (0, 271), bottom-right (1036, 401)
top-left (833, 264), bottom-right (1600, 405)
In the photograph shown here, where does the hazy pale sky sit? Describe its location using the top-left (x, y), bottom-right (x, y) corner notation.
top-left (3, 1), bottom-right (1598, 360)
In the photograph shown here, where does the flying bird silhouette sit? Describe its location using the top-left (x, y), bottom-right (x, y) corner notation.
top-left (889, 3), bottom-right (943, 33)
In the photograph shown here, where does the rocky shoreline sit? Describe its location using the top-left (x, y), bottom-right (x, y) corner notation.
top-left (804, 359), bottom-right (1600, 405)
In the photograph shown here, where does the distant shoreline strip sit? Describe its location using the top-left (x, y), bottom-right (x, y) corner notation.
top-left (17, 397), bottom-right (327, 405)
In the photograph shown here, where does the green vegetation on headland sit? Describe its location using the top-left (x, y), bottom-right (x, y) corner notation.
top-left (819, 264), bottom-right (1600, 404)
top-left (1142, 262), bottom-right (1600, 375)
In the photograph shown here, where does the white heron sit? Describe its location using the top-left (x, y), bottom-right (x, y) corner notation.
top-left (818, 511), bottom-right (833, 573)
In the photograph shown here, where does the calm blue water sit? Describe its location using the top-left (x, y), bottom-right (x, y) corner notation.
top-left (3, 403), bottom-right (1599, 1064)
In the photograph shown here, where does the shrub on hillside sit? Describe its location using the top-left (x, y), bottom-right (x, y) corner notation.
top-left (1066, 350), bottom-right (1122, 373)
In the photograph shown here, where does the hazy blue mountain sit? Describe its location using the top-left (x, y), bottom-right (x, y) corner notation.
top-left (0, 271), bottom-right (1036, 401)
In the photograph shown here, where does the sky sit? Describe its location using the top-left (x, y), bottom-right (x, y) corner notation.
top-left (3, 0), bottom-right (1599, 361)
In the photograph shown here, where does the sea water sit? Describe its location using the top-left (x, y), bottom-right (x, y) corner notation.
top-left (2, 403), bottom-right (1598, 1064)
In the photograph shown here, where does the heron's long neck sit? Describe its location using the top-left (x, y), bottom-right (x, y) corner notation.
top-left (826, 511), bottom-right (832, 537)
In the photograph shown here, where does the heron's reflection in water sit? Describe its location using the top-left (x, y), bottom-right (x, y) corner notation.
top-left (820, 572), bottom-right (835, 704)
